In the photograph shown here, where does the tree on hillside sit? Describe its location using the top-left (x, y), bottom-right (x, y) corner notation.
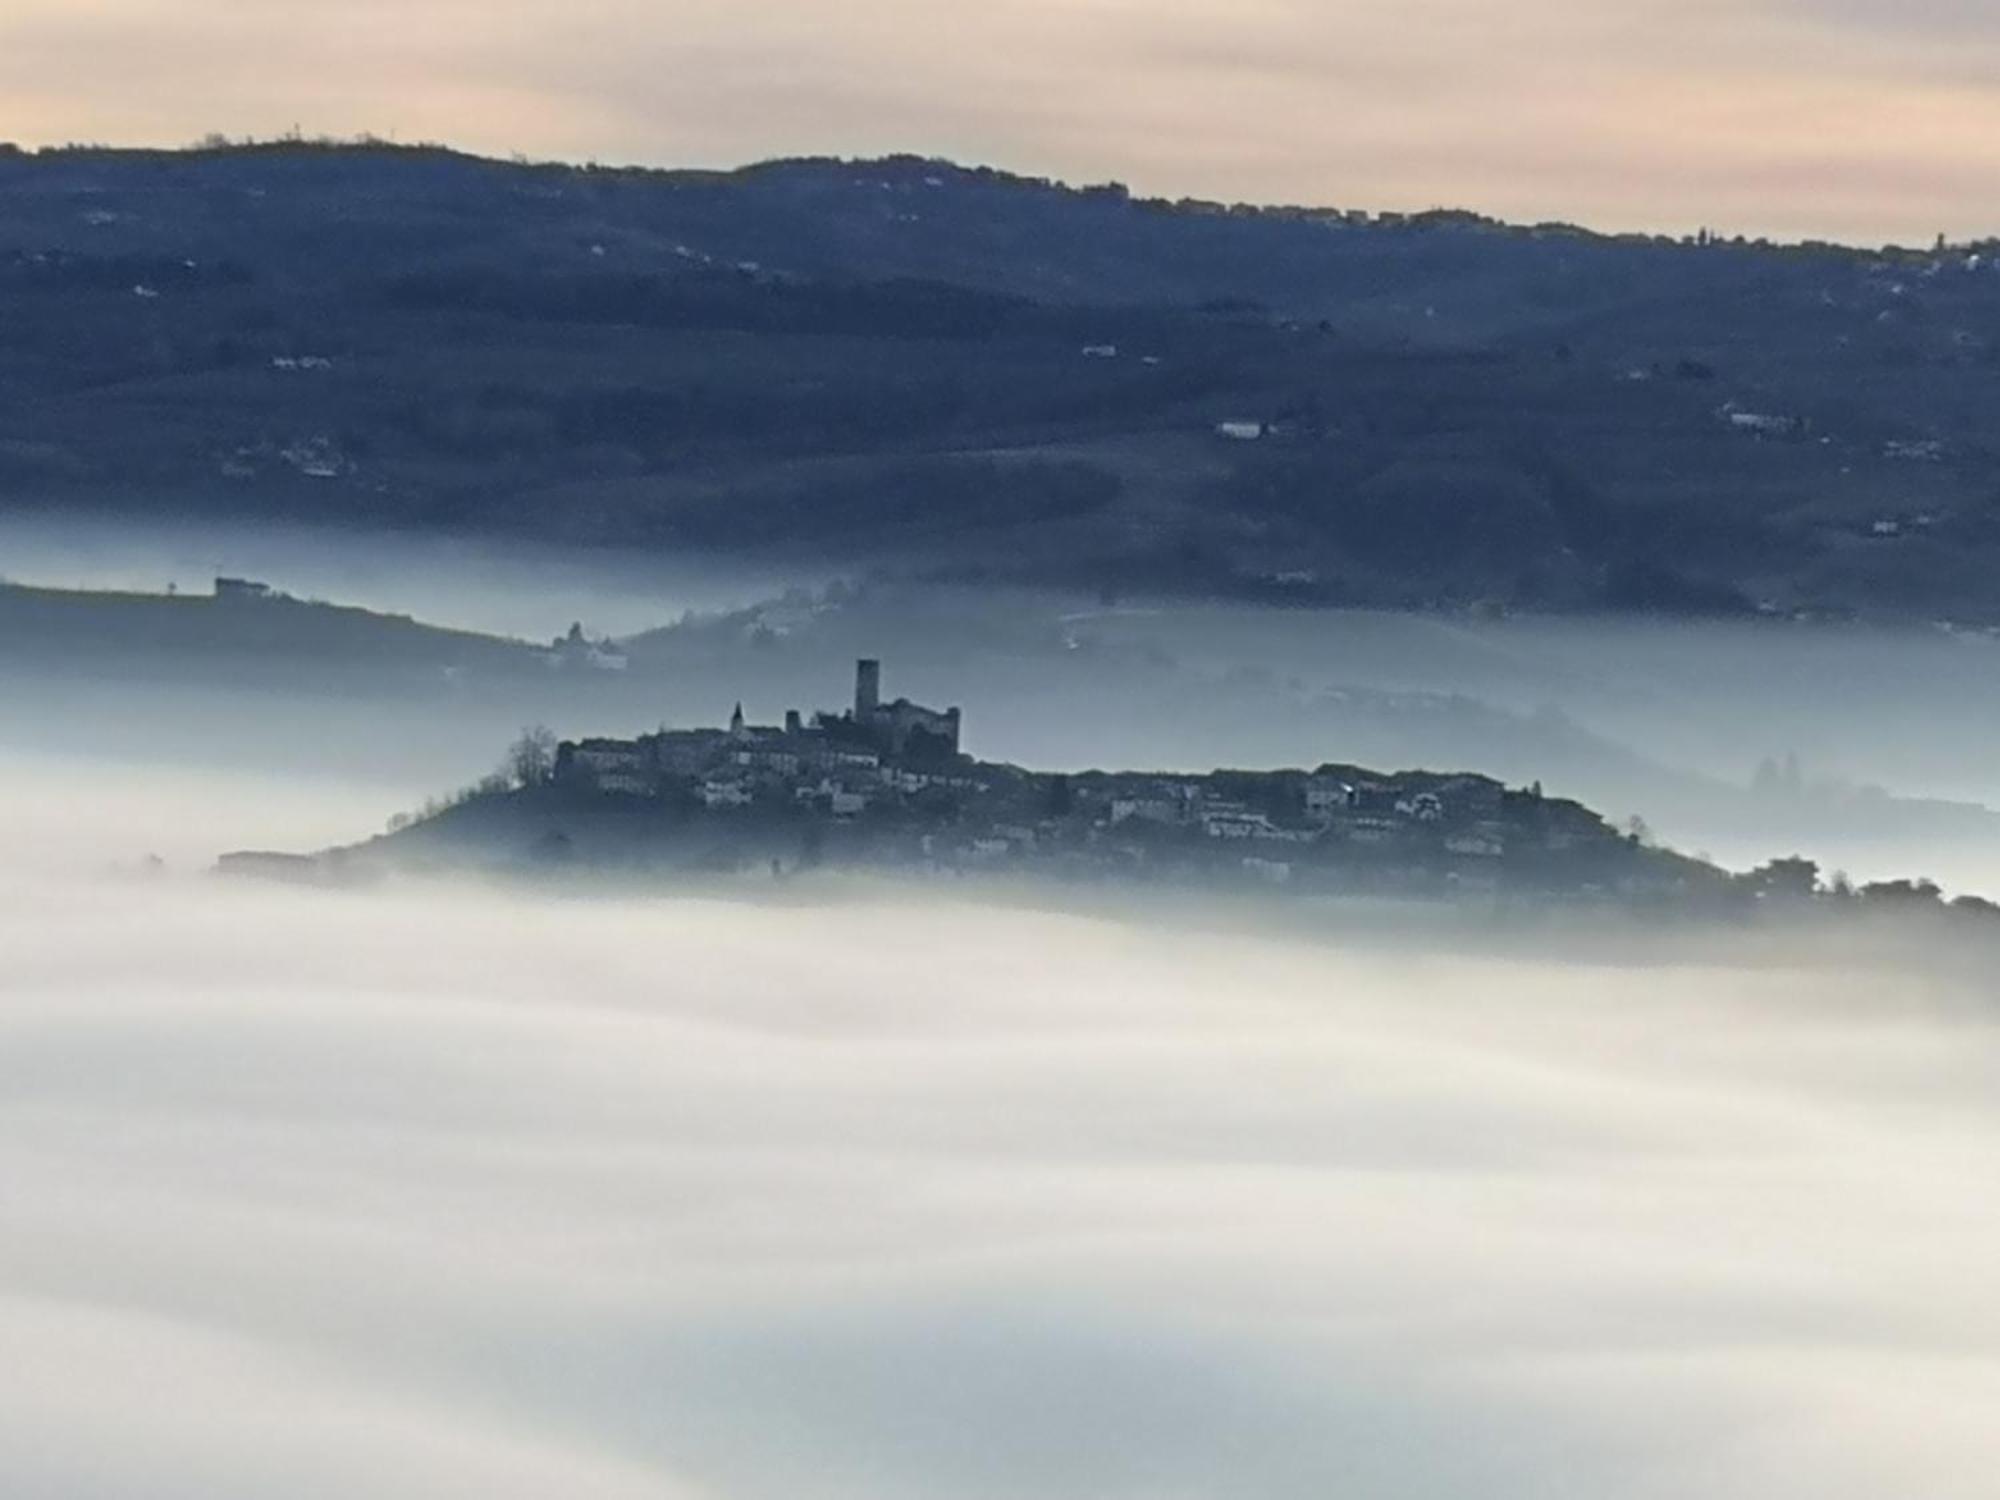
top-left (505, 725), bottom-right (559, 788)
top-left (1746, 856), bottom-right (1820, 901)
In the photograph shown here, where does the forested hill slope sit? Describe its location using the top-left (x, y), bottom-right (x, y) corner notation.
top-left (7, 142), bottom-right (2000, 618)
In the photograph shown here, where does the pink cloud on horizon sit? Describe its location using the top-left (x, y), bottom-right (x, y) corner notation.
top-left (4, 0), bottom-right (2000, 243)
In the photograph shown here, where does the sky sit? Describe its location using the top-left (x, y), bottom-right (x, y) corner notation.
top-left (4, 0), bottom-right (2000, 243)
top-left (7, 748), bottom-right (2000, 1497)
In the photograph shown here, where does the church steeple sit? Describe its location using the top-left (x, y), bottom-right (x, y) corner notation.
top-left (729, 701), bottom-right (746, 739)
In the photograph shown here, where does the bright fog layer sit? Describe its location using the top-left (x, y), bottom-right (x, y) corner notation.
top-left (6, 779), bottom-right (2000, 1497)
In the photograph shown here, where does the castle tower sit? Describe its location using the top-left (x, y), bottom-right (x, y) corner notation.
top-left (855, 659), bottom-right (881, 721)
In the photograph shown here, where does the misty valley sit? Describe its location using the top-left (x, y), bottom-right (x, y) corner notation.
top-left (15, 537), bottom-right (2000, 895)
top-left (8, 138), bottom-right (2000, 1500)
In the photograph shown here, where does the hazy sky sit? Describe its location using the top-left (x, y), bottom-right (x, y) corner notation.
top-left (5, 0), bottom-right (2000, 242)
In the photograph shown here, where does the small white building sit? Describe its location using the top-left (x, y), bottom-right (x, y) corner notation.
top-left (1216, 421), bottom-right (1266, 441)
top-left (1721, 406), bottom-right (1804, 438)
top-left (1886, 439), bottom-right (1945, 462)
top-left (1204, 808), bottom-right (1275, 840)
top-left (1397, 792), bottom-right (1446, 823)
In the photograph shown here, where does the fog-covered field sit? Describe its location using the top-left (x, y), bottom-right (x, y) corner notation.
top-left (6, 757), bottom-right (2000, 1498)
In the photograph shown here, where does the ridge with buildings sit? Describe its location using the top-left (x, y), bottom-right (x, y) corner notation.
top-left (222, 657), bottom-right (2000, 927)
top-left (253, 658), bottom-right (1731, 906)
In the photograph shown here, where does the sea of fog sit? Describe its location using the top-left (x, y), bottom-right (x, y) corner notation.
top-left (6, 761), bottom-right (2000, 1498)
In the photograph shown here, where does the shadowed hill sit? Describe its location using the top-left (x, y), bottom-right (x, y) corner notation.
top-left (8, 142), bottom-right (2000, 616)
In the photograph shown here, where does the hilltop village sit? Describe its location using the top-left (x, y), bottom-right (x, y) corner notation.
top-left (220, 655), bottom-right (2000, 929)
top-left (474, 660), bottom-right (1713, 902)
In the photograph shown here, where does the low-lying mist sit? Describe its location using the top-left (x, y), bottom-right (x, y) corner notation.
top-left (6, 765), bottom-right (2000, 1498)
top-left (20, 502), bottom-right (2000, 894)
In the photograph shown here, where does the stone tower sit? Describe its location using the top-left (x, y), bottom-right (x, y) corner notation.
top-left (855, 659), bottom-right (882, 722)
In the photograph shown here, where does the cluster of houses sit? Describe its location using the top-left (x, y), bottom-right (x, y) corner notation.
top-left (555, 659), bottom-right (970, 816)
top-left (1054, 765), bottom-right (1627, 892)
top-left (546, 660), bottom-right (1657, 896)
top-left (217, 434), bottom-right (350, 481)
top-left (1718, 402), bottom-right (1810, 439)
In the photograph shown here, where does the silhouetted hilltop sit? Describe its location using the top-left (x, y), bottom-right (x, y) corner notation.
top-left (261, 696), bottom-right (2000, 938)
top-left (313, 723), bottom-right (1723, 911)
top-left (9, 141), bottom-right (2000, 616)
top-left (0, 577), bottom-right (535, 674)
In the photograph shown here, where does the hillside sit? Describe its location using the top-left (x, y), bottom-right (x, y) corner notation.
top-left (304, 746), bottom-right (1726, 911)
top-left (8, 142), bottom-right (2000, 615)
top-left (264, 726), bottom-right (2000, 938)
top-left (0, 577), bottom-right (539, 679)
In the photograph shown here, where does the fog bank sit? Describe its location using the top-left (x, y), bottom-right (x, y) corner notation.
top-left (6, 762), bottom-right (2000, 1495)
